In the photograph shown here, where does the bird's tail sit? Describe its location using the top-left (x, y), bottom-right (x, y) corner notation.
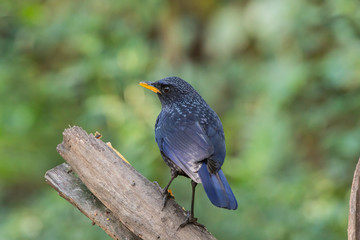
top-left (198, 163), bottom-right (238, 210)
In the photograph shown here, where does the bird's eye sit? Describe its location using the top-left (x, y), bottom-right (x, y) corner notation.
top-left (163, 86), bottom-right (170, 93)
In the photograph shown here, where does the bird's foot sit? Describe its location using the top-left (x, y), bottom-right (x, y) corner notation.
top-left (161, 189), bottom-right (175, 210)
top-left (177, 211), bottom-right (205, 230)
top-left (154, 181), bottom-right (174, 210)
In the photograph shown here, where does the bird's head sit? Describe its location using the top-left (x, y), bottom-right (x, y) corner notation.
top-left (139, 76), bottom-right (198, 106)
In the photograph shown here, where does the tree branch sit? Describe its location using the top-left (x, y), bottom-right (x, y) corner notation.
top-left (348, 158), bottom-right (360, 240)
top-left (45, 163), bottom-right (140, 240)
top-left (46, 126), bottom-right (216, 240)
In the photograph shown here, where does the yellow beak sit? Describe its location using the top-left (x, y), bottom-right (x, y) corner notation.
top-left (139, 82), bottom-right (161, 94)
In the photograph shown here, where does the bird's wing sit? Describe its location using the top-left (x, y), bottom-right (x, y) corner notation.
top-left (155, 117), bottom-right (214, 182)
top-left (204, 121), bottom-right (226, 173)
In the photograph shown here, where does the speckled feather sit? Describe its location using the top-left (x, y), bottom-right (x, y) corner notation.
top-left (147, 76), bottom-right (237, 210)
top-left (153, 78), bottom-right (225, 182)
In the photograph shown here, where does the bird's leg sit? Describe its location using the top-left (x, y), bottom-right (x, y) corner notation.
top-left (155, 169), bottom-right (178, 209)
top-left (163, 169), bottom-right (178, 194)
top-left (178, 180), bottom-right (205, 230)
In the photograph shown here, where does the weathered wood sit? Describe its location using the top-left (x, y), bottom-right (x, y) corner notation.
top-left (54, 126), bottom-right (216, 240)
top-left (45, 163), bottom-right (140, 240)
top-left (348, 158), bottom-right (360, 240)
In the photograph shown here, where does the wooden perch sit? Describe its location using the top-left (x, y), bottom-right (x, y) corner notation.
top-left (348, 158), bottom-right (360, 240)
top-left (46, 126), bottom-right (216, 240)
top-left (45, 163), bottom-right (140, 240)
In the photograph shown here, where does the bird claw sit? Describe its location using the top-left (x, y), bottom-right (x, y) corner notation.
top-left (161, 190), bottom-right (175, 210)
top-left (177, 211), bottom-right (205, 230)
top-left (154, 181), bottom-right (174, 210)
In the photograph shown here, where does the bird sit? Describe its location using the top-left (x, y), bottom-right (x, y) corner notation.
top-left (139, 76), bottom-right (237, 228)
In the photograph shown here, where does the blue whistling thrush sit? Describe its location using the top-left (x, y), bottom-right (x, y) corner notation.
top-left (139, 76), bottom-right (237, 228)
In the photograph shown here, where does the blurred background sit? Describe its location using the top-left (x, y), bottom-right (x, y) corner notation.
top-left (1, 0), bottom-right (359, 239)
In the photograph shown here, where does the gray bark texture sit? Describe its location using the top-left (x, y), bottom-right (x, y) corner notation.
top-left (348, 158), bottom-right (360, 240)
top-left (45, 126), bottom-right (216, 240)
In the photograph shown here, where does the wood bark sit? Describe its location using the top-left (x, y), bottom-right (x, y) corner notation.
top-left (348, 158), bottom-right (360, 240)
top-left (48, 126), bottom-right (216, 240)
top-left (45, 163), bottom-right (140, 240)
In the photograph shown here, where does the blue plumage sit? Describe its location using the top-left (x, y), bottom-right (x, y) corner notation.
top-left (140, 76), bottom-right (238, 227)
top-left (198, 164), bottom-right (238, 210)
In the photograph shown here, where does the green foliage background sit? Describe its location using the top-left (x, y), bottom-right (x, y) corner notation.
top-left (1, 0), bottom-right (359, 239)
